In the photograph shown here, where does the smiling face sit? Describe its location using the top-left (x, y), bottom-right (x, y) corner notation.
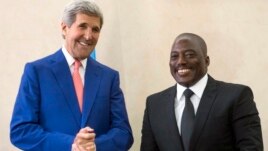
top-left (169, 35), bottom-right (210, 87)
top-left (61, 13), bottom-right (101, 60)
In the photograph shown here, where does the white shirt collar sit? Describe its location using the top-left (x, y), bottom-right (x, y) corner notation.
top-left (176, 74), bottom-right (208, 100)
top-left (61, 45), bottom-right (87, 69)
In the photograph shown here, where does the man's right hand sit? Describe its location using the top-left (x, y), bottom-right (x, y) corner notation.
top-left (72, 127), bottom-right (96, 151)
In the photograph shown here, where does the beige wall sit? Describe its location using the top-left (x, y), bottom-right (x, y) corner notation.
top-left (1, 0), bottom-right (267, 150)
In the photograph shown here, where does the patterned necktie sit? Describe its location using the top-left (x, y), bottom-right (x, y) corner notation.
top-left (181, 89), bottom-right (195, 151)
top-left (73, 60), bottom-right (83, 111)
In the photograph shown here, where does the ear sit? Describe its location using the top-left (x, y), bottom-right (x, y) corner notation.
top-left (206, 56), bottom-right (210, 66)
top-left (61, 22), bottom-right (67, 39)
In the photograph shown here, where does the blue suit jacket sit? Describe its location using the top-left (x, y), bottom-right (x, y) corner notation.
top-left (10, 49), bottom-right (133, 151)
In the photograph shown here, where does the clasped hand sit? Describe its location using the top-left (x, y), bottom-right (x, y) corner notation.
top-left (72, 127), bottom-right (96, 151)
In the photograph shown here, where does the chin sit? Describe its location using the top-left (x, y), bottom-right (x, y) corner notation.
top-left (176, 78), bottom-right (193, 87)
top-left (79, 52), bottom-right (91, 58)
top-left (177, 82), bottom-right (188, 87)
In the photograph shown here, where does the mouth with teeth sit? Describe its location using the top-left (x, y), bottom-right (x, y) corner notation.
top-left (78, 41), bottom-right (93, 47)
top-left (177, 68), bottom-right (191, 76)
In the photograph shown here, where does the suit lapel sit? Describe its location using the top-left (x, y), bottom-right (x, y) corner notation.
top-left (190, 75), bottom-right (218, 151)
top-left (50, 50), bottom-right (81, 127)
top-left (164, 86), bottom-right (184, 150)
top-left (81, 58), bottom-right (102, 127)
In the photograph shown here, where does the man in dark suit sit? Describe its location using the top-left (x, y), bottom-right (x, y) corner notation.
top-left (10, 1), bottom-right (133, 151)
top-left (141, 33), bottom-right (263, 151)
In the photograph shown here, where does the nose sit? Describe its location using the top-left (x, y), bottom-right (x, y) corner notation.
top-left (177, 55), bottom-right (187, 65)
top-left (84, 28), bottom-right (93, 40)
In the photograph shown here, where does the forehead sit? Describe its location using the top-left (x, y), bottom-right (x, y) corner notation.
top-left (172, 38), bottom-right (201, 52)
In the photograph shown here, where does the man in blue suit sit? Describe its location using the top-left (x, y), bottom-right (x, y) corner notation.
top-left (10, 0), bottom-right (133, 151)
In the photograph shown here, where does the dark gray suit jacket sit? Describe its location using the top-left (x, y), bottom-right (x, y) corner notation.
top-left (141, 75), bottom-right (263, 151)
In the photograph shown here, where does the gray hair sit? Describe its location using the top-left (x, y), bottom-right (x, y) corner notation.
top-left (62, 0), bottom-right (103, 28)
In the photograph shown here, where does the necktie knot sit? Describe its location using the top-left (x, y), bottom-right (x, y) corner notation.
top-left (184, 89), bottom-right (194, 99)
top-left (74, 60), bottom-right (81, 70)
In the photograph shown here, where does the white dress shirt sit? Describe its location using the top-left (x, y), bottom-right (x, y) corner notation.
top-left (62, 46), bottom-right (87, 85)
top-left (175, 74), bottom-right (208, 134)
